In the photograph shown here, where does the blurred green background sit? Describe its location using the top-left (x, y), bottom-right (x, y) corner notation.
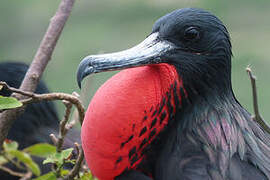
top-left (0, 0), bottom-right (269, 121)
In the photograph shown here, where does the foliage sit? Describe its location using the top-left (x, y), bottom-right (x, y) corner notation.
top-left (42, 148), bottom-right (74, 166)
top-left (1, 140), bottom-right (40, 176)
top-left (0, 140), bottom-right (96, 179)
top-left (0, 95), bottom-right (22, 110)
top-left (0, 80), bottom-right (88, 179)
top-left (24, 143), bottom-right (56, 158)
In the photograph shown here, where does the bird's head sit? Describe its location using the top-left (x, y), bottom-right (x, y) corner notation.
top-left (77, 8), bottom-right (232, 93)
top-left (77, 8), bottom-right (233, 180)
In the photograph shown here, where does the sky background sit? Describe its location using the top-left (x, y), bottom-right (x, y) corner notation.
top-left (0, 0), bottom-right (270, 122)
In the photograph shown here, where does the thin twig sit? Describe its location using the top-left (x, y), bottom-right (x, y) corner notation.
top-left (246, 67), bottom-right (270, 134)
top-left (49, 133), bottom-right (59, 173)
top-left (57, 100), bottom-right (73, 152)
top-left (54, 101), bottom-right (75, 178)
top-left (0, 82), bottom-right (35, 98)
top-left (2, 153), bottom-right (26, 171)
top-left (0, 0), bottom-right (86, 177)
top-left (0, 82), bottom-right (85, 125)
top-left (62, 143), bottom-right (84, 180)
top-left (1, 81), bottom-right (86, 178)
top-left (50, 134), bottom-right (58, 146)
top-left (19, 171), bottom-right (33, 180)
top-left (74, 142), bottom-right (80, 156)
top-left (0, 0), bottom-right (76, 148)
top-left (70, 92), bottom-right (81, 124)
top-left (22, 93), bottom-right (84, 125)
top-left (0, 165), bottom-right (25, 177)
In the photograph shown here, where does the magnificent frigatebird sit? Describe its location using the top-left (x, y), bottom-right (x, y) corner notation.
top-left (77, 8), bottom-right (270, 180)
top-left (0, 62), bottom-right (80, 179)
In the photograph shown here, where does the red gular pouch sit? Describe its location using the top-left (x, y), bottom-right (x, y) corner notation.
top-left (81, 63), bottom-right (184, 180)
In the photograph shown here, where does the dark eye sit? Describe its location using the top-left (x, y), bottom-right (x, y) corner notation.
top-left (184, 27), bottom-right (200, 41)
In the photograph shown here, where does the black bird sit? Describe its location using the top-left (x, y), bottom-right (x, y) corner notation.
top-left (77, 8), bottom-right (270, 180)
top-left (0, 62), bottom-right (80, 179)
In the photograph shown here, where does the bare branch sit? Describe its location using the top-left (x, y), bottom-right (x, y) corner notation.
top-left (62, 143), bottom-right (84, 180)
top-left (0, 82), bottom-right (35, 98)
top-left (54, 100), bottom-right (74, 178)
top-left (1, 153), bottom-right (26, 171)
top-left (50, 134), bottom-right (58, 145)
top-left (19, 0), bottom-right (76, 93)
top-left (0, 0), bottom-right (76, 148)
top-left (19, 171), bottom-right (33, 180)
top-left (57, 100), bottom-right (73, 152)
top-left (0, 165), bottom-right (26, 177)
top-left (246, 67), bottom-right (270, 134)
top-left (1, 81), bottom-right (86, 178)
top-left (74, 142), bottom-right (80, 155)
top-left (0, 82), bottom-right (85, 125)
top-left (23, 93), bottom-right (84, 125)
top-left (0, 1), bottom-right (86, 178)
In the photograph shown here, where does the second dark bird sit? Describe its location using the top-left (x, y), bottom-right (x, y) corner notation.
top-left (0, 62), bottom-right (80, 179)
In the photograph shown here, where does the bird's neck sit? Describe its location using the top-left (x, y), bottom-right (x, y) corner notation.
top-left (139, 81), bottom-right (237, 172)
top-left (177, 85), bottom-right (236, 131)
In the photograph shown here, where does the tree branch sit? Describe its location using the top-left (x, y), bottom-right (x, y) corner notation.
top-left (0, 82), bottom-right (85, 125)
top-left (0, 165), bottom-right (26, 178)
top-left (1, 81), bottom-right (86, 179)
top-left (49, 100), bottom-right (74, 177)
top-left (62, 143), bottom-right (84, 180)
top-left (2, 153), bottom-right (26, 171)
top-left (0, 0), bottom-right (76, 148)
top-left (246, 67), bottom-right (270, 134)
top-left (19, 171), bottom-right (33, 180)
top-left (57, 100), bottom-right (73, 152)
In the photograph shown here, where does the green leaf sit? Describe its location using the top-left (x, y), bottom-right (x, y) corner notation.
top-left (60, 169), bottom-right (69, 176)
top-left (0, 155), bottom-right (8, 165)
top-left (61, 148), bottom-right (73, 160)
top-left (9, 150), bottom-right (40, 176)
top-left (43, 148), bottom-right (73, 167)
top-left (23, 143), bottom-right (56, 158)
top-left (33, 172), bottom-right (56, 180)
top-left (43, 156), bottom-right (56, 165)
top-left (65, 159), bottom-right (76, 164)
top-left (79, 172), bottom-right (94, 180)
top-left (0, 96), bottom-right (22, 110)
top-left (3, 140), bottom-right (18, 151)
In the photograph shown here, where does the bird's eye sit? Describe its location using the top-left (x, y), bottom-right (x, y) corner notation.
top-left (184, 27), bottom-right (200, 41)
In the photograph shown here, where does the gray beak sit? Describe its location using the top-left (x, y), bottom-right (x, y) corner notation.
top-left (77, 32), bottom-right (175, 88)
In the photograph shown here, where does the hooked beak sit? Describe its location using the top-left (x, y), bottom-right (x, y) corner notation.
top-left (77, 32), bottom-right (175, 88)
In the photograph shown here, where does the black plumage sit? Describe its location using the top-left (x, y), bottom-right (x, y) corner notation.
top-left (0, 62), bottom-right (59, 148)
top-left (0, 62), bottom-right (80, 179)
top-left (77, 8), bottom-right (270, 180)
top-left (122, 9), bottom-right (270, 180)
